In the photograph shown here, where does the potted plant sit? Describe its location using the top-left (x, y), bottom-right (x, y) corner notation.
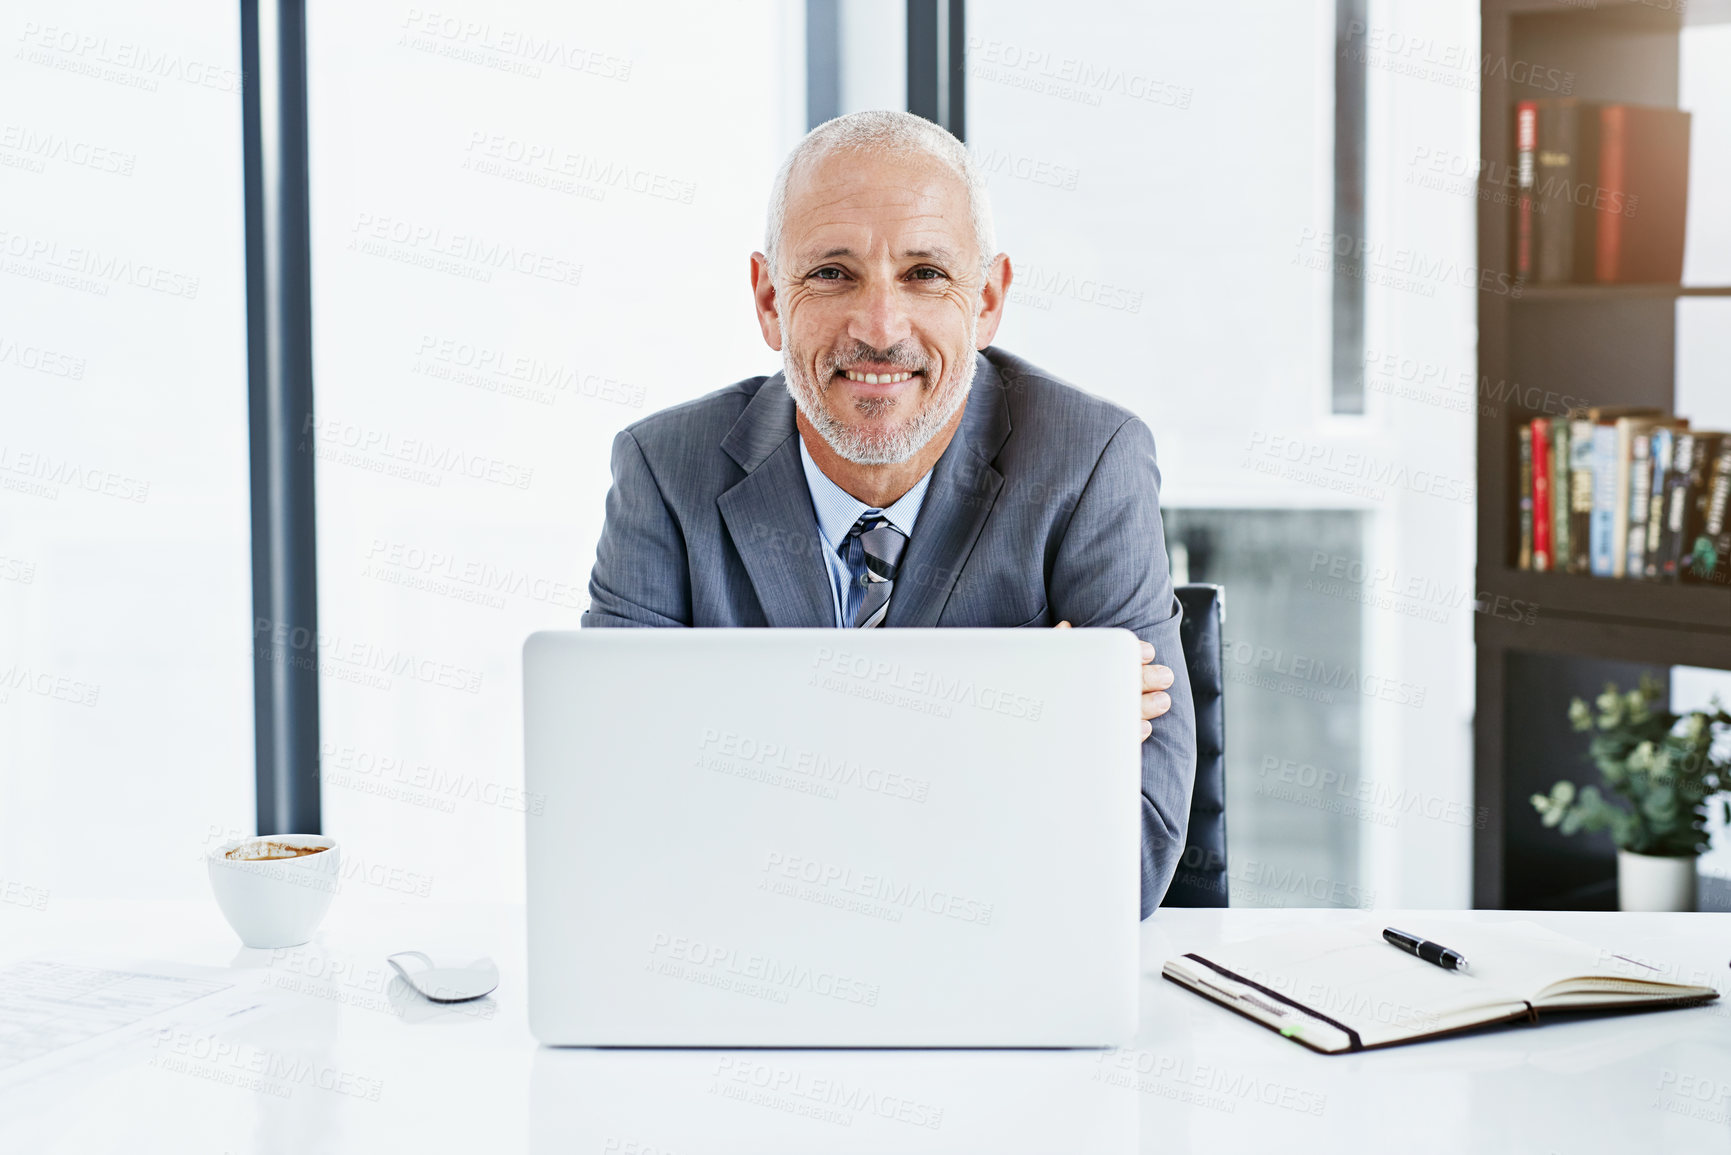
top-left (1530, 675), bottom-right (1730, 912)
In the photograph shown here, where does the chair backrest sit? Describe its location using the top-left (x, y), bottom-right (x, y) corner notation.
top-left (1164, 584), bottom-right (1228, 907)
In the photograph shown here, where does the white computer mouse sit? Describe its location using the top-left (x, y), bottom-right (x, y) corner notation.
top-left (385, 951), bottom-right (499, 1003)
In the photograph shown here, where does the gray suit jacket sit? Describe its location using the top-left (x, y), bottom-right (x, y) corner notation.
top-left (582, 347), bottom-right (1197, 916)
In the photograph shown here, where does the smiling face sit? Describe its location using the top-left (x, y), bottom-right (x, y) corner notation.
top-left (753, 150), bottom-right (1006, 466)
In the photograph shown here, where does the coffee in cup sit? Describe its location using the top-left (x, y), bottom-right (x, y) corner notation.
top-left (224, 841), bottom-right (330, 861)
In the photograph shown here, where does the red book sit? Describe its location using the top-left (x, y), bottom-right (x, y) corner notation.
top-left (1515, 102), bottom-right (1537, 282)
top-left (1594, 105), bottom-right (1691, 284)
top-left (1532, 418), bottom-right (1553, 571)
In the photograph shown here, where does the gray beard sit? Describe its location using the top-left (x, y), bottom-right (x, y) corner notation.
top-left (782, 337), bottom-right (977, 467)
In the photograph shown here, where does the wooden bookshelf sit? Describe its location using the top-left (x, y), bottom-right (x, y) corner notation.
top-left (1474, 0), bottom-right (1731, 909)
top-left (1489, 570), bottom-right (1731, 632)
top-left (1513, 283), bottom-right (1731, 301)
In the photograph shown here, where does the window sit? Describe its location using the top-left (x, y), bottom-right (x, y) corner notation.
top-left (967, 0), bottom-right (1479, 906)
top-left (305, 2), bottom-right (807, 901)
top-left (0, 1), bottom-right (253, 898)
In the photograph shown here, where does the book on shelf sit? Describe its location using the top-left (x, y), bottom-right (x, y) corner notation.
top-left (1551, 419), bottom-right (1571, 571)
top-left (1532, 417), bottom-right (1553, 571)
top-left (1596, 104), bottom-right (1692, 284)
top-left (1665, 432), bottom-right (1721, 582)
top-left (1163, 920), bottom-right (1717, 1055)
top-left (1517, 424), bottom-right (1533, 570)
top-left (1590, 421), bottom-right (1619, 576)
top-left (1643, 426), bottom-right (1678, 579)
top-left (1626, 426), bottom-right (1653, 578)
top-left (1685, 438), bottom-right (1731, 587)
top-left (1519, 408), bottom-right (1728, 585)
top-left (1612, 415), bottom-right (1680, 577)
top-left (1511, 101), bottom-right (1691, 285)
top-left (1629, 419), bottom-right (1689, 578)
top-left (1514, 102), bottom-right (1536, 283)
top-left (1562, 407), bottom-right (1663, 576)
top-left (1567, 413), bottom-right (1596, 573)
top-left (1515, 98), bottom-right (1586, 283)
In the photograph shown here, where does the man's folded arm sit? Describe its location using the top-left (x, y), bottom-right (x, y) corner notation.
top-left (1046, 416), bottom-right (1198, 919)
top-left (583, 429), bottom-right (693, 629)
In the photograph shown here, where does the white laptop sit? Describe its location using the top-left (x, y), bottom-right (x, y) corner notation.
top-left (523, 628), bottom-right (1142, 1047)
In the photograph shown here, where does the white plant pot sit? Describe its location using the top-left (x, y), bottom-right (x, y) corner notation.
top-left (1617, 850), bottom-right (1697, 913)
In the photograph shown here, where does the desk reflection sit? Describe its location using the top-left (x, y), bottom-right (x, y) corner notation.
top-left (531, 1046), bottom-right (1136, 1154)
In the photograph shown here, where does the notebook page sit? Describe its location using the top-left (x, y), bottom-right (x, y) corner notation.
top-left (1392, 920), bottom-right (1653, 1002)
top-left (1193, 926), bottom-right (1528, 1046)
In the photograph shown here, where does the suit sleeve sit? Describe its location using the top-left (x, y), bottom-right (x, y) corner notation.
top-left (582, 429), bottom-right (693, 628)
top-left (1047, 417), bottom-right (1197, 919)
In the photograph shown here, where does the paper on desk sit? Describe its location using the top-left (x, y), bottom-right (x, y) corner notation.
top-left (0, 959), bottom-right (267, 1093)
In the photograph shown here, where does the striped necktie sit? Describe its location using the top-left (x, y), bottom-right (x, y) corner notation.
top-left (845, 513), bottom-right (908, 629)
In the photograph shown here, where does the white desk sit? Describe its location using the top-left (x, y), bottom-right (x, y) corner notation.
top-left (0, 900), bottom-right (1726, 1154)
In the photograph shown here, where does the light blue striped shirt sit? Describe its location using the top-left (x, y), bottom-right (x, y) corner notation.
top-left (797, 435), bottom-right (932, 628)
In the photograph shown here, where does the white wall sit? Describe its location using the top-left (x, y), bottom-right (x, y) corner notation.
top-left (1676, 22), bottom-right (1731, 888)
top-left (839, 0), bottom-right (906, 116)
top-left (1678, 21), bottom-right (1731, 433)
top-left (1356, 0), bottom-right (1480, 907)
top-left (1683, 23), bottom-right (1731, 286)
top-left (0, 0), bottom-right (254, 902)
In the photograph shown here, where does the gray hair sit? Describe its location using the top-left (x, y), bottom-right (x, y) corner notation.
top-left (763, 110), bottom-right (996, 280)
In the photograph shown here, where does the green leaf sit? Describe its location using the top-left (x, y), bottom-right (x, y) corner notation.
top-left (1642, 787), bottom-right (1678, 824)
top-left (1552, 679), bottom-right (1731, 846)
top-left (1597, 686), bottom-right (1622, 727)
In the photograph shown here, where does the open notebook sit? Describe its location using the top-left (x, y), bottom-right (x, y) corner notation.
top-left (1163, 920), bottom-right (1719, 1054)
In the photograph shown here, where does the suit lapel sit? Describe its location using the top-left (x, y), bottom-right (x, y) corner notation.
top-left (885, 353), bottom-right (1012, 627)
top-left (718, 375), bottom-right (835, 627)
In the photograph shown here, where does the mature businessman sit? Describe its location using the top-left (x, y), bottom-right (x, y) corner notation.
top-left (582, 110), bottom-right (1197, 916)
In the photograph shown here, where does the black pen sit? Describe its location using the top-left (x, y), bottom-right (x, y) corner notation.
top-left (1383, 927), bottom-right (1469, 972)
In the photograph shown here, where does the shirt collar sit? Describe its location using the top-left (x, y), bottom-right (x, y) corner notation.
top-left (798, 434), bottom-right (933, 552)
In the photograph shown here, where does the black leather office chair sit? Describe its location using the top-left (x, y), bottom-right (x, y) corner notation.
top-left (1162, 584), bottom-right (1228, 907)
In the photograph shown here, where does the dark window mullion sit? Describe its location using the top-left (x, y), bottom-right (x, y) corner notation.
top-left (241, 0), bottom-right (322, 836)
top-left (907, 0), bottom-right (965, 141)
top-left (1332, 0), bottom-right (1367, 415)
top-left (806, 0), bottom-right (840, 129)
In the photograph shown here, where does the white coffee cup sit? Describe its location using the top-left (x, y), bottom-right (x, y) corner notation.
top-left (207, 834), bottom-right (341, 948)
